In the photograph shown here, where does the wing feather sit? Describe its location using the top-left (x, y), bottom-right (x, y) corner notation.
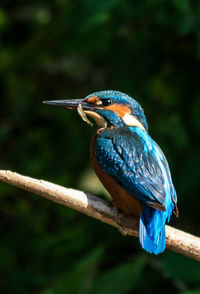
top-left (95, 126), bottom-right (177, 212)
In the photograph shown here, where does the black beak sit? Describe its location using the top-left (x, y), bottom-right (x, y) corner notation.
top-left (42, 99), bottom-right (95, 111)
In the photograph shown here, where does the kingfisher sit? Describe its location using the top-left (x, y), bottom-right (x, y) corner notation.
top-left (43, 90), bottom-right (178, 255)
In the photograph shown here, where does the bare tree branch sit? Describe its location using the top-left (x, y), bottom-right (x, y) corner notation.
top-left (0, 170), bottom-right (199, 261)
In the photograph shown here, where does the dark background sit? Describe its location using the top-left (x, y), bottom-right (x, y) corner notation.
top-left (0, 1), bottom-right (200, 293)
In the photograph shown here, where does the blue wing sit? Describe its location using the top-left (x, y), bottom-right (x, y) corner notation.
top-left (95, 126), bottom-right (177, 211)
top-left (95, 126), bottom-right (178, 254)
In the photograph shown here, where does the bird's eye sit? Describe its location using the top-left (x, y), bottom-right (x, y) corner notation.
top-left (102, 99), bottom-right (112, 106)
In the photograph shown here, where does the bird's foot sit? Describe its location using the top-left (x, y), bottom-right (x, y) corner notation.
top-left (111, 200), bottom-right (123, 216)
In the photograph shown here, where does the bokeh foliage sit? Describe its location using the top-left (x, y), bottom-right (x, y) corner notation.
top-left (0, 0), bottom-right (200, 293)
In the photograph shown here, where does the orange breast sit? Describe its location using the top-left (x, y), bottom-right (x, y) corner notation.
top-left (90, 133), bottom-right (142, 216)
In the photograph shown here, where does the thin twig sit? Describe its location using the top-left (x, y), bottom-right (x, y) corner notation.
top-left (0, 170), bottom-right (199, 261)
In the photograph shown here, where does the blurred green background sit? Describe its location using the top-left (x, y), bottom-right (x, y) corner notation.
top-left (0, 0), bottom-right (200, 293)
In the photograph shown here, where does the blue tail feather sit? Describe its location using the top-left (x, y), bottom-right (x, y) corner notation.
top-left (139, 206), bottom-right (166, 255)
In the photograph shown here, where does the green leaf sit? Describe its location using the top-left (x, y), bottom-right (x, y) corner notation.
top-left (163, 252), bottom-right (200, 284)
top-left (40, 246), bottom-right (105, 294)
top-left (88, 255), bottom-right (147, 294)
top-left (181, 290), bottom-right (200, 294)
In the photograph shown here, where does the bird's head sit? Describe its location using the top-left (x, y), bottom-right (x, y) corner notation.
top-left (43, 90), bottom-right (148, 131)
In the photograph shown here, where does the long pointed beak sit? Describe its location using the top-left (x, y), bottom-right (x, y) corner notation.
top-left (42, 99), bottom-right (95, 111)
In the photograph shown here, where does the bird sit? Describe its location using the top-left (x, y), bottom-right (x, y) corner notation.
top-left (43, 90), bottom-right (178, 255)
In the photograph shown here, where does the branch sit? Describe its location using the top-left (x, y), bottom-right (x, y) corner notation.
top-left (0, 170), bottom-right (199, 262)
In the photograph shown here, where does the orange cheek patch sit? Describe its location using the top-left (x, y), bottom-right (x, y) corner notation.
top-left (105, 104), bottom-right (131, 117)
top-left (86, 95), bottom-right (101, 104)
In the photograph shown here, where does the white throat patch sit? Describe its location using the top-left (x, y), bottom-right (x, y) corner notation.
top-left (122, 114), bottom-right (146, 131)
top-left (84, 110), bottom-right (107, 128)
